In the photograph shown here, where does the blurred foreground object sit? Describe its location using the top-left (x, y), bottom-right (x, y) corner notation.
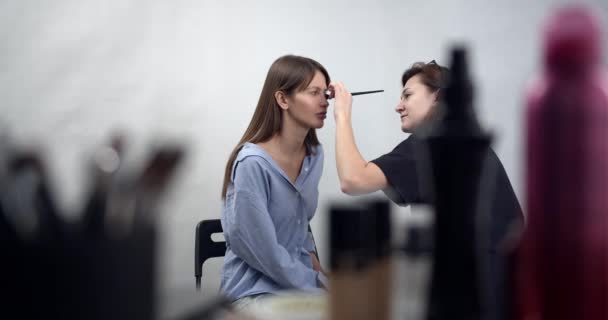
top-left (328, 198), bottom-right (392, 320)
top-left (516, 4), bottom-right (608, 320)
top-left (0, 132), bottom-right (185, 319)
top-left (422, 46), bottom-right (493, 320)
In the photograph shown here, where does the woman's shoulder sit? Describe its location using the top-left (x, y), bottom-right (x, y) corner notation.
top-left (236, 143), bottom-right (272, 163)
top-left (486, 147), bottom-right (506, 168)
top-left (385, 136), bottom-right (417, 157)
top-left (231, 143), bottom-right (276, 176)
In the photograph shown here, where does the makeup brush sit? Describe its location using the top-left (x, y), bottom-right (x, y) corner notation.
top-left (324, 89), bottom-right (384, 99)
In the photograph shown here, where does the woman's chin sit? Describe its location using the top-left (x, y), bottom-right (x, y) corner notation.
top-left (401, 122), bottom-right (413, 133)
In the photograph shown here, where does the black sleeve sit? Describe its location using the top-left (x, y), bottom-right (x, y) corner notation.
top-left (485, 150), bottom-right (524, 251)
top-left (370, 137), bottom-right (424, 205)
top-left (481, 150), bottom-right (525, 318)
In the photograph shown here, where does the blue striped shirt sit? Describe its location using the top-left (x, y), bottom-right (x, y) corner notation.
top-left (220, 142), bottom-right (327, 300)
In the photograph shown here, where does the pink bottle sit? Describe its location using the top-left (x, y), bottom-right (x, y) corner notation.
top-left (516, 5), bottom-right (608, 320)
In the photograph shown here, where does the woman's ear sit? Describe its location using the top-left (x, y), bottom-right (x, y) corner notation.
top-left (432, 89), bottom-right (441, 103)
top-left (430, 90), bottom-right (443, 109)
top-left (275, 91), bottom-right (289, 110)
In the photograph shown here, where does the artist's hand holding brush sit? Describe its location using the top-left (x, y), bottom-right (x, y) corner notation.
top-left (329, 81), bottom-right (353, 122)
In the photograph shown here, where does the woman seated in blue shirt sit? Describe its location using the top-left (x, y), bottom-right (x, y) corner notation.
top-left (219, 55), bottom-right (329, 304)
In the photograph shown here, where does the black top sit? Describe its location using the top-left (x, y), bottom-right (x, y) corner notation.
top-left (371, 135), bottom-right (523, 316)
top-left (371, 135), bottom-right (523, 250)
top-left (371, 136), bottom-right (426, 205)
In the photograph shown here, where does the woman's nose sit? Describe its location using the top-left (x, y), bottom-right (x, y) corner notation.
top-left (395, 101), bottom-right (405, 113)
top-left (321, 98), bottom-right (329, 108)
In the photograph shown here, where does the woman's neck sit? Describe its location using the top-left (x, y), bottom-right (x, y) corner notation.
top-left (267, 127), bottom-right (308, 157)
top-left (257, 111), bottom-right (311, 160)
top-left (256, 117), bottom-right (310, 183)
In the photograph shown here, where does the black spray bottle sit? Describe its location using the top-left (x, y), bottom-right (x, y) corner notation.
top-left (422, 47), bottom-right (493, 320)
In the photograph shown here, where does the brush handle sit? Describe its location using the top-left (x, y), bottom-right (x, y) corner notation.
top-left (351, 90), bottom-right (384, 96)
top-left (324, 89), bottom-right (384, 99)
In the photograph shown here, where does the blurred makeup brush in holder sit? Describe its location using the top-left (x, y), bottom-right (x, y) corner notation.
top-left (0, 132), bottom-right (186, 320)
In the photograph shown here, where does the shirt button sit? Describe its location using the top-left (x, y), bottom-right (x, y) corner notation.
top-left (304, 167), bottom-right (309, 172)
top-left (297, 219), bottom-right (301, 224)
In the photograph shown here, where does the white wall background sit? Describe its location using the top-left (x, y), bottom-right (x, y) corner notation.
top-left (1, 0), bottom-right (607, 316)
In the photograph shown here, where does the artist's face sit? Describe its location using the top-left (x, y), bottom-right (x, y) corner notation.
top-left (284, 71), bottom-right (330, 129)
top-left (395, 74), bottom-right (438, 132)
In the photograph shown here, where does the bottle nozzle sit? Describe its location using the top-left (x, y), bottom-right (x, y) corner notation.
top-left (544, 5), bottom-right (603, 70)
top-left (443, 46), bottom-right (475, 123)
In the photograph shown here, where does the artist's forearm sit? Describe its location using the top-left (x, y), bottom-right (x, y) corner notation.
top-left (335, 117), bottom-right (368, 193)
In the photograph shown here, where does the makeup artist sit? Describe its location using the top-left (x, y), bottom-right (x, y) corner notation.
top-left (329, 60), bottom-right (523, 313)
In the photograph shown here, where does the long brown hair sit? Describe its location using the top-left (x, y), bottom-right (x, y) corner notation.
top-left (221, 55), bottom-right (330, 199)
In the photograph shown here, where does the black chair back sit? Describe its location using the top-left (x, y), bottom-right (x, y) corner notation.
top-left (194, 219), bottom-right (226, 290)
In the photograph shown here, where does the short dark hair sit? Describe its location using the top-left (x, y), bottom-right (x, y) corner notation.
top-left (401, 60), bottom-right (449, 92)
